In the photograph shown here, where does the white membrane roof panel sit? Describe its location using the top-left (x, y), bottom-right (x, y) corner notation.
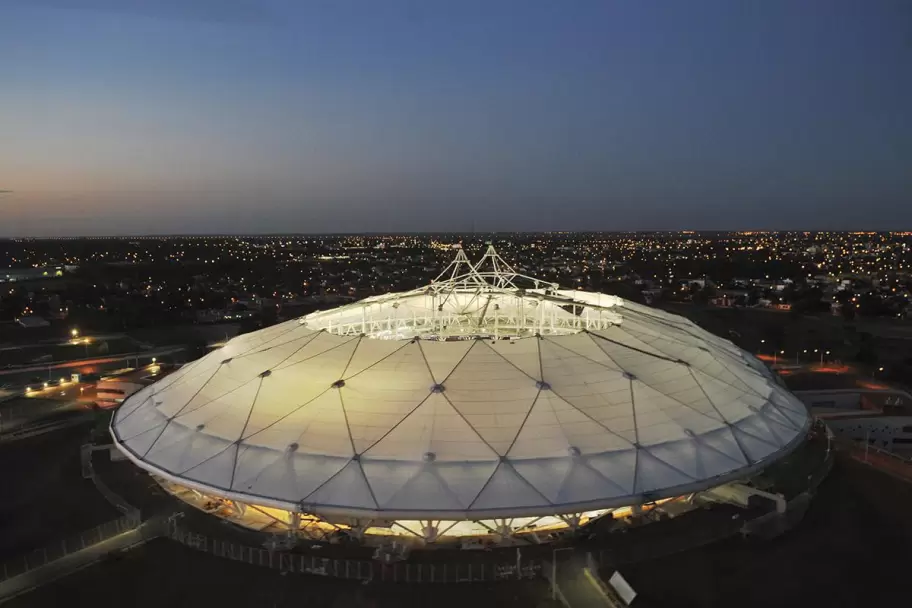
top-left (114, 277), bottom-right (808, 518)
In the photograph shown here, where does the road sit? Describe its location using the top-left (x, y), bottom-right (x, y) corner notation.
top-left (0, 385), bottom-right (97, 435)
top-left (0, 334), bottom-right (131, 352)
top-left (0, 346), bottom-right (186, 387)
top-left (0, 412), bottom-right (96, 443)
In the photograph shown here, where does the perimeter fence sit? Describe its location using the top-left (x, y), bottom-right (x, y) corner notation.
top-left (845, 439), bottom-right (912, 482)
top-left (164, 511), bottom-right (752, 585)
top-left (166, 522), bottom-right (544, 583)
top-left (0, 513), bottom-right (141, 583)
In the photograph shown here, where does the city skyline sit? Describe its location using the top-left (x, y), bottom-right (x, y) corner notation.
top-left (2, 0), bottom-right (911, 236)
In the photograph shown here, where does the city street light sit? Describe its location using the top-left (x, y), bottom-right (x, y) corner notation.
top-left (71, 328), bottom-right (79, 338)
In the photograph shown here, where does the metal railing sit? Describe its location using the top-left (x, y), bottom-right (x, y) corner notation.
top-left (166, 521), bottom-right (544, 583)
top-left (81, 443), bottom-right (140, 518)
top-left (846, 439), bottom-right (912, 482)
top-left (0, 514), bottom-right (141, 583)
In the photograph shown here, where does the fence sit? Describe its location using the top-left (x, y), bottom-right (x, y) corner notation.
top-left (81, 443), bottom-right (140, 518)
top-left (165, 500), bottom-right (799, 585)
top-left (587, 512), bottom-right (745, 570)
top-left (167, 523), bottom-right (544, 583)
top-left (847, 440), bottom-right (912, 482)
top-left (0, 514), bottom-right (141, 583)
top-left (0, 398), bottom-right (71, 428)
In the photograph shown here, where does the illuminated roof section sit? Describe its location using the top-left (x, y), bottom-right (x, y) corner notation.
top-left (303, 245), bottom-right (621, 339)
top-left (111, 246), bottom-right (810, 520)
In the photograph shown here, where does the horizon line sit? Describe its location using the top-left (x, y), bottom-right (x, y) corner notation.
top-left (1, 229), bottom-right (909, 239)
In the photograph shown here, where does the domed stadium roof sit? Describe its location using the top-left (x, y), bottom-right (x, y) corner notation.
top-left (111, 246), bottom-right (810, 520)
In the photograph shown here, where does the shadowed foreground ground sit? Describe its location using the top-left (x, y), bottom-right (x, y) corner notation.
top-left (6, 454), bottom-right (911, 608)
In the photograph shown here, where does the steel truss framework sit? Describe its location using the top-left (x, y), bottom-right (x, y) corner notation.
top-left (301, 245), bottom-right (623, 339)
top-left (159, 474), bottom-right (638, 544)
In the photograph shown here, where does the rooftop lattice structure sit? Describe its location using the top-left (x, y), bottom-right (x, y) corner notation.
top-left (302, 244), bottom-right (623, 339)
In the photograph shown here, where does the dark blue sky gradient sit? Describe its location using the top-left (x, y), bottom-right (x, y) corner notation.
top-left (1, 0), bottom-right (910, 235)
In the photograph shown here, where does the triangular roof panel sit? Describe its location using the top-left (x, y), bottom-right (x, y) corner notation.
top-left (470, 462), bottom-right (551, 510)
top-left (304, 460), bottom-right (377, 510)
top-left (112, 250), bottom-right (808, 518)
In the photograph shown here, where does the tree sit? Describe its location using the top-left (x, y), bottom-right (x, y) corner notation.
top-left (238, 317), bottom-right (260, 335)
top-left (761, 325), bottom-right (785, 349)
top-left (599, 281), bottom-right (645, 304)
top-left (840, 304), bottom-right (856, 321)
top-left (857, 293), bottom-right (887, 317)
top-left (781, 283), bottom-right (797, 302)
top-left (856, 343), bottom-right (878, 365)
top-left (692, 284), bottom-right (715, 305)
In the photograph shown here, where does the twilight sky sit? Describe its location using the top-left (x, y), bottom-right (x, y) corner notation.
top-left (1, 0), bottom-right (911, 236)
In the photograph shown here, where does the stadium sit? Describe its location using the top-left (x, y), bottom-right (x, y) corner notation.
top-left (110, 246), bottom-right (812, 547)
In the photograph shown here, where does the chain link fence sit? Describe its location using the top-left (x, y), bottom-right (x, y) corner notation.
top-left (0, 514), bottom-right (141, 583)
top-left (167, 522), bottom-right (544, 583)
top-left (81, 443), bottom-right (140, 518)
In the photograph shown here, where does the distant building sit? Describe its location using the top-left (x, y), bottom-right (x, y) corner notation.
top-left (95, 366), bottom-right (168, 408)
top-left (711, 289), bottom-right (749, 308)
top-left (16, 316), bottom-right (50, 328)
top-left (1, 266), bottom-right (66, 282)
top-left (641, 289), bottom-right (662, 304)
top-left (95, 379), bottom-right (144, 408)
top-left (678, 278), bottom-right (714, 289)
